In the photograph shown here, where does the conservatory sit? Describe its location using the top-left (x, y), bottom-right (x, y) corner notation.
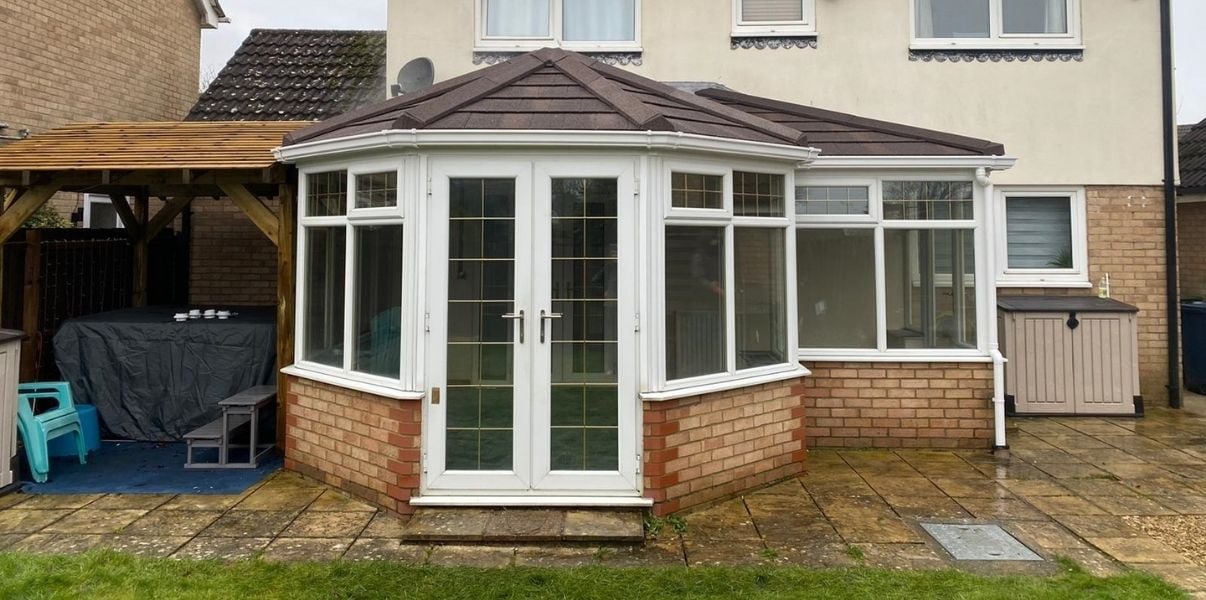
top-left (274, 48), bottom-right (1013, 514)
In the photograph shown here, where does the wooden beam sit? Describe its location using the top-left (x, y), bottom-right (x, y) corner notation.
top-left (0, 185), bottom-right (59, 245)
top-left (220, 183), bottom-right (280, 247)
top-left (132, 193), bottom-right (149, 307)
top-left (144, 197), bottom-right (191, 242)
top-left (276, 181), bottom-right (297, 449)
top-left (107, 193), bottom-right (141, 236)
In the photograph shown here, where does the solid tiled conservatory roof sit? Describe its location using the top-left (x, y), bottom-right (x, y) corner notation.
top-left (695, 88), bottom-right (1007, 157)
top-left (1182, 118), bottom-right (1206, 195)
top-left (188, 29), bottom-right (387, 122)
top-left (285, 48), bottom-right (810, 148)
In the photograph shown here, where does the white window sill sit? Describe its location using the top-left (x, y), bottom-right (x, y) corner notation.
top-left (281, 365), bottom-right (424, 401)
top-left (730, 29), bottom-right (816, 37)
top-left (996, 279), bottom-right (1093, 289)
top-left (798, 352), bottom-right (993, 363)
top-left (473, 44), bottom-right (642, 53)
top-left (640, 366), bottom-right (810, 402)
top-left (910, 42), bottom-right (1083, 51)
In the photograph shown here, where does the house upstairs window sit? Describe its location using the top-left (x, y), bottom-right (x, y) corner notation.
top-left (913, 0), bottom-right (1079, 48)
top-left (478, 0), bottom-right (640, 49)
top-left (733, 0), bottom-right (815, 35)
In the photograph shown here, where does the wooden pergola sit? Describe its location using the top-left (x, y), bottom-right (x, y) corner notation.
top-left (0, 120), bottom-right (310, 409)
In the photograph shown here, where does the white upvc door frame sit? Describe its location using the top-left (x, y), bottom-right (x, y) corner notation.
top-left (424, 157), bottom-right (535, 493)
top-left (530, 158), bottom-right (641, 494)
top-left (423, 155), bottom-right (641, 497)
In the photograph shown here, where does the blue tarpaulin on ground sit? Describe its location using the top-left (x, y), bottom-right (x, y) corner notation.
top-left (20, 442), bottom-right (279, 495)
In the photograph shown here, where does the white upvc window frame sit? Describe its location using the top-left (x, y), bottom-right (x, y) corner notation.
top-left (994, 185), bottom-right (1089, 288)
top-left (82, 194), bottom-right (126, 229)
top-left (654, 158), bottom-right (802, 398)
top-left (731, 0), bottom-right (816, 37)
top-left (292, 156), bottom-right (423, 398)
top-left (475, 0), bottom-right (642, 52)
top-left (910, 0), bottom-right (1082, 50)
top-left (796, 171), bottom-right (990, 363)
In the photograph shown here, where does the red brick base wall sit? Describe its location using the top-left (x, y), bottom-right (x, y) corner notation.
top-left (283, 376), bottom-right (421, 515)
top-left (802, 362), bottom-right (994, 449)
top-left (644, 378), bottom-right (807, 516)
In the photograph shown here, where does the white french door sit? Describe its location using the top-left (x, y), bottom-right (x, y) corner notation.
top-left (424, 157), bottom-right (639, 497)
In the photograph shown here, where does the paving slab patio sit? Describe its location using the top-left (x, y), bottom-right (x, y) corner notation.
top-left (0, 405), bottom-right (1203, 592)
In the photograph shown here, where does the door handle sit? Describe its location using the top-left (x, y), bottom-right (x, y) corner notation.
top-left (502, 310), bottom-right (525, 344)
top-left (540, 310), bottom-right (562, 344)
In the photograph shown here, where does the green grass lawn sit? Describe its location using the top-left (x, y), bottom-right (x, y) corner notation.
top-left (0, 551), bottom-right (1186, 600)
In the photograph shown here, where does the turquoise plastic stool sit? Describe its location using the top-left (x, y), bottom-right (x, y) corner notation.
top-left (17, 382), bottom-right (86, 483)
top-left (48, 403), bottom-right (100, 457)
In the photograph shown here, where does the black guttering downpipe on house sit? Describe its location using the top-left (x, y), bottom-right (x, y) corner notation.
top-left (1161, 0), bottom-right (1182, 409)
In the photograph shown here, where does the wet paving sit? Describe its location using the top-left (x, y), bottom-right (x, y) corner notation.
top-left (1, 406), bottom-right (1206, 593)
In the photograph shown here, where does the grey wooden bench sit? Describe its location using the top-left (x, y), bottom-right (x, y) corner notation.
top-left (184, 385), bottom-right (276, 469)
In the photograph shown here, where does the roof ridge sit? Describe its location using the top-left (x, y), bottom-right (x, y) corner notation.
top-left (391, 54), bottom-right (547, 129)
top-left (584, 61), bottom-right (808, 146)
top-left (550, 53), bottom-right (670, 130)
top-left (697, 88), bottom-right (1003, 155)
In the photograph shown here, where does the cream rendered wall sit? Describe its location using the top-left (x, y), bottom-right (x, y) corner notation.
top-left (387, 0), bottom-right (1163, 186)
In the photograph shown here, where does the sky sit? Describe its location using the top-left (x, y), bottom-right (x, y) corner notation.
top-left (201, 0), bottom-right (1206, 125)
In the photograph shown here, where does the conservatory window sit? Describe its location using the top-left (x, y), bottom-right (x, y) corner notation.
top-left (796, 177), bottom-right (983, 357)
top-left (663, 164), bottom-right (795, 388)
top-left (299, 167), bottom-right (408, 386)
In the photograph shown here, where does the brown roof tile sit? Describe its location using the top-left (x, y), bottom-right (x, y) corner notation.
top-left (286, 48), bottom-right (808, 148)
top-left (695, 88), bottom-right (1006, 157)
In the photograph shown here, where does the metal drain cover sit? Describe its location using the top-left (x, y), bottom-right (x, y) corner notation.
top-left (921, 524), bottom-right (1043, 561)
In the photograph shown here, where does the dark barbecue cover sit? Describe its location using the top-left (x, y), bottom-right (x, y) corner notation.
top-left (53, 306), bottom-right (276, 441)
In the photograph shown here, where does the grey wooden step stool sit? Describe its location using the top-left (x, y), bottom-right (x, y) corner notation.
top-left (184, 385), bottom-right (276, 469)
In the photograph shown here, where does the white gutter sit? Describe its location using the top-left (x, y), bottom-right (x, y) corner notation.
top-left (274, 129), bottom-right (822, 164)
top-left (813, 155), bottom-right (1018, 170)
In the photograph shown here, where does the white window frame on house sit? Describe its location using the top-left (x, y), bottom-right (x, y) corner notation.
top-left (795, 172), bottom-right (991, 363)
top-left (648, 157), bottom-right (803, 400)
top-left (910, 0), bottom-right (1082, 50)
top-left (994, 185), bottom-right (1089, 288)
top-left (289, 156), bottom-right (424, 400)
top-left (731, 0), bottom-right (816, 36)
top-left (82, 194), bottom-right (125, 229)
top-left (475, 0), bottom-right (642, 52)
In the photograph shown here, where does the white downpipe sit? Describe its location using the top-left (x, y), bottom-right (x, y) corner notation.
top-left (978, 167), bottom-right (1008, 450)
top-left (990, 346), bottom-right (1008, 449)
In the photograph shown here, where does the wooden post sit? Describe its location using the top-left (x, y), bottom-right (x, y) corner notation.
top-left (276, 182), bottom-right (297, 449)
top-left (20, 230), bottom-right (41, 381)
top-left (0, 185), bottom-right (59, 245)
top-left (132, 192), bottom-right (149, 307)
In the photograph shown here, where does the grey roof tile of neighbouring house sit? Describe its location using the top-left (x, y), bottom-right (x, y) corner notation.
top-left (1181, 119), bottom-right (1206, 194)
top-left (187, 29), bottom-right (386, 122)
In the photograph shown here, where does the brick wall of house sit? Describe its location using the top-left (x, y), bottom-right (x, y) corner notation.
top-left (644, 378), bottom-right (806, 516)
top-left (0, 0), bottom-right (203, 220)
top-left (284, 376), bottom-right (422, 515)
top-left (1005, 185), bottom-right (1169, 402)
top-left (802, 362), bottom-right (994, 449)
top-left (188, 198), bottom-right (280, 306)
top-left (1179, 199), bottom-right (1206, 301)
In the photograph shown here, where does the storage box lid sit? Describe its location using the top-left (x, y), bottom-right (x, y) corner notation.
top-left (997, 296), bottom-right (1139, 313)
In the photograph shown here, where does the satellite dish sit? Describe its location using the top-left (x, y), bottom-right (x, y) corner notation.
top-left (393, 58), bottom-right (435, 97)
